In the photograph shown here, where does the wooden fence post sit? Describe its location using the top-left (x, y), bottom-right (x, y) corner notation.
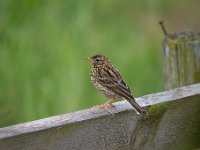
top-left (162, 29), bottom-right (200, 90)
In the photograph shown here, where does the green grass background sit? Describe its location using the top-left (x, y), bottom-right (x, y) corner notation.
top-left (0, 0), bottom-right (199, 127)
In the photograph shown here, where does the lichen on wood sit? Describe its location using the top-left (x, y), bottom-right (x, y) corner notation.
top-left (162, 32), bottom-right (200, 90)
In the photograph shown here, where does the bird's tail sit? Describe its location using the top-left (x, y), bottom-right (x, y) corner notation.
top-left (125, 97), bottom-right (145, 114)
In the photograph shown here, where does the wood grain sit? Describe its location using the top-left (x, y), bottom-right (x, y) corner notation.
top-left (0, 83), bottom-right (199, 150)
top-left (162, 32), bottom-right (200, 90)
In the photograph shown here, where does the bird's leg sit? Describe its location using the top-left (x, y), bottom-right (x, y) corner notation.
top-left (95, 99), bottom-right (115, 114)
top-left (103, 99), bottom-right (115, 108)
top-left (95, 99), bottom-right (115, 108)
top-left (95, 104), bottom-right (113, 114)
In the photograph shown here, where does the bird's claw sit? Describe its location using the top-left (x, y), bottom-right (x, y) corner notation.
top-left (107, 102), bottom-right (116, 108)
top-left (95, 104), bottom-right (114, 114)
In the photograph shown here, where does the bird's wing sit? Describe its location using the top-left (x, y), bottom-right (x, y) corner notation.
top-left (98, 65), bottom-right (145, 114)
top-left (98, 66), bottom-right (134, 100)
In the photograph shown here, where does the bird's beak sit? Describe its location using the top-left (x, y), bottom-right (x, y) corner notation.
top-left (85, 57), bottom-right (91, 61)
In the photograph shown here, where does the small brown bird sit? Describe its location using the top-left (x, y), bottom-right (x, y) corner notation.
top-left (87, 54), bottom-right (145, 114)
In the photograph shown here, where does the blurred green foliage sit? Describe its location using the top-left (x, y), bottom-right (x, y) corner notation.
top-left (0, 0), bottom-right (199, 127)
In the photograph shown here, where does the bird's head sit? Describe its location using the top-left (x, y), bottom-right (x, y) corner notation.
top-left (87, 54), bottom-right (110, 66)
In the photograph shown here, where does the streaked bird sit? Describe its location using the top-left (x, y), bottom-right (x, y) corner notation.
top-left (87, 54), bottom-right (145, 114)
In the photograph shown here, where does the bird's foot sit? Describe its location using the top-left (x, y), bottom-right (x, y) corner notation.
top-left (103, 99), bottom-right (116, 108)
top-left (95, 99), bottom-right (116, 114)
top-left (107, 101), bottom-right (116, 108)
top-left (95, 104), bottom-right (113, 114)
top-left (95, 104), bottom-right (104, 109)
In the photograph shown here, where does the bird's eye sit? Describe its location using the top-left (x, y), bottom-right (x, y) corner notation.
top-left (95, 58), bottom-right (100, 62)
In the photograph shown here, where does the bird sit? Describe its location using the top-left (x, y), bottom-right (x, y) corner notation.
top-left (87, 54), bottom-right (145, 114)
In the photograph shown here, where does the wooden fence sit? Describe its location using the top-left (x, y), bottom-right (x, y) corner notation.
top-left (0, 83), bottom-right (200, 150)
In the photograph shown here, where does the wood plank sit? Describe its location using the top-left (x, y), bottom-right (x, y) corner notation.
top-left (0, 83), bottom-right (199, 150)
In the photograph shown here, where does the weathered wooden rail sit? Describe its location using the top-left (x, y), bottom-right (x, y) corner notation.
top-left (0, 83), bottom-right (200, 150)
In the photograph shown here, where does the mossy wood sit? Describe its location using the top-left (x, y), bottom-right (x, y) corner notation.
top-left (163, 32), bottom-right (200, 90)
top-left (0, 83), bottom-right (199, 150)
